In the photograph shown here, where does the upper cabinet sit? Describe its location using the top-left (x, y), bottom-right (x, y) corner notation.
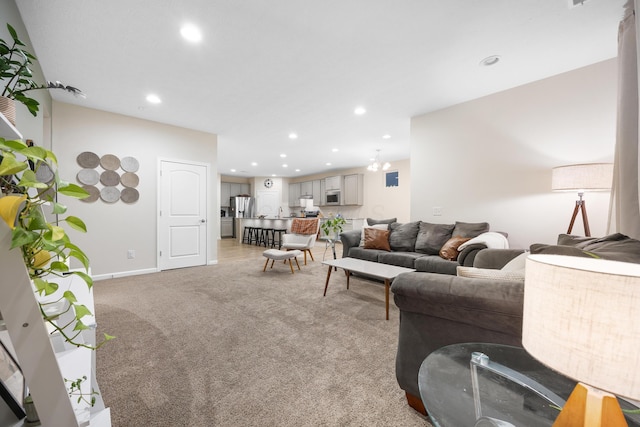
top-left (288, 182), bottom-right (301, 207)
top-left (343, 174), bottom-right (364, 206)
top-left (221, 182), bottom-right (251, 206)
top-left (300, 181), bottom-right (313, 198)
top-left (312, 180), bottom-right (322, 204)
top-left (325, 175), bottom-right (342, 191)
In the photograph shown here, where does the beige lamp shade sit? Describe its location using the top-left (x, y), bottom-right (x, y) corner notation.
top-left (523, 254), bottom-right (640, 400)
top-left (551, 163), bottom-right (613, 192)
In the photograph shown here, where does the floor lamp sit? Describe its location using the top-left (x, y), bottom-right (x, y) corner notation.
top-left (523, 255), bottom-right (640, 426)
top-left (551, 163), bottom-right (613, 237)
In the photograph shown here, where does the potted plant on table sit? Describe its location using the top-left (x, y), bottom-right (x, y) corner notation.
top-left (321, 213), bottom-right (346, 240)
top-left (0, 23), bottom-right (83, 124)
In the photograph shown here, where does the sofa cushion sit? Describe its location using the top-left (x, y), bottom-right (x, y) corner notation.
top-left (378, 251), bottom-right (423, 269)
top-left (439, 236), bottom-right (471, 261)
top-left (556, 233), bottom-right (640, 264)
top-left (348, 246), bottom-right (384, 262)
top-left (456, 266), bottom-right (525, 282)
top-left (414, 255), bottom-right (459, 275)
top-left (452, 221), bottom-right (490, 238)
top-left (529, 244), bottom-right (594, 258)
top-left (415, 222), bottom-right (455, 255)
top-left (363, 228), bottom-right (391, 251)
top-left (388, 221), bottom-right (420, 252)
top-left (366, 217), bottom-right (397, 225)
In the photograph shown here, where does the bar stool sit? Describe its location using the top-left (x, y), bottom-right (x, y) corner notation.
top-left (259, 228), bottom-right (273, 247)
top-left (272, 228), bottom-right (287, 249)
top-left (242, 226), bottom-right (253, 244)
top-left (250, 227), bottom-right (261, 245)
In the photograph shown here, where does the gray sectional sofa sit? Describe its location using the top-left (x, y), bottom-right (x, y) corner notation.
top-left (391, 232), bottom-right (640, 415)
top-left (339, 218), bottom-right (500, 274)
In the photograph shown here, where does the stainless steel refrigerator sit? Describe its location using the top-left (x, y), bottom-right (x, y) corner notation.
top-left (229, 196), bottom-right (254, 238)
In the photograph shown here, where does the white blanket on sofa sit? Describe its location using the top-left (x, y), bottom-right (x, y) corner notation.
top-left (457, 231), bottom-right (509, 251)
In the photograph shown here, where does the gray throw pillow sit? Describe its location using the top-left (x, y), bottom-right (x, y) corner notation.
top-left (388, 221), bottom-right (420, 252)
top-left (452, 221), bottom-right (490, 238)
top-left (366, 217), bottom-right (397, 225)
top-left (415, 222), bottom-right (455, 255)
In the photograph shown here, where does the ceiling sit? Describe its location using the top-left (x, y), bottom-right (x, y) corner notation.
top-left (16, 0), bottom-right (627, 178)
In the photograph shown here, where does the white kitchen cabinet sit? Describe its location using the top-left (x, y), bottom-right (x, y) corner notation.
top-left (300, 181), bottom-right (313, 198)
top-left (319, 179), bottom-right (326, 205)
top-left (312, 180), bottom-right (322, 204)
top-left (240, 183), bottom-right (250, 195)
top-left (288, 183), bottom-right (301, 207)
top-left (220, 218), bottom-right (233, 237)
top-left (221, 182), bottom-right (231, 206)
top-left (343, 173), bottom-right (364, 205)
top-left (324, 175), bottom-right (342, 191)
top-left (230, 183), bottom-right (242, 197)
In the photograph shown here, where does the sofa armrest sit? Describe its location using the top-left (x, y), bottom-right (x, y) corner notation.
top-left (457, 243), bottom-right (487, 267)
top-left (473, 249), bottom-right (525, 269)
top-left (339, 229), bottom-right (361, 258)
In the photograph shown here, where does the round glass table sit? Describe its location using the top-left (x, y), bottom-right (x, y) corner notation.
top-left (418, 343), bottom-right (640, 427)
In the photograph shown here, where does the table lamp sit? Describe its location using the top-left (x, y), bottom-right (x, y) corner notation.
top-left (551, 163), bottom-right (613, 237)
top-left (523, 254), bottom-right (640, 426)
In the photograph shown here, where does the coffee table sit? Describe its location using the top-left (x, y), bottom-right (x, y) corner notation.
top-left (321, 258), bottom-right (415, 320)
top-left (418, 343), bottom-right (640, 427)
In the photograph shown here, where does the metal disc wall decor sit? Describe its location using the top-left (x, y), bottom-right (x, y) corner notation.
top-left (100, 170), bottom-right (120, 186)
top-left (120, 172), bottom-right (139, 188)
top-left (35, 162), bottom-right (55, 184)
top-left (121, 156), bottom-right (139, 172)
top-left (100, 186), bottom-right (120, 203)
top-left (100, 154), bottom-right (121, 171)
top-left (77, 152), bottom-right (100, 168)
top-left (81, 185), bottom-right (100, 203)
top-left (121, 188), bottom-right (140, 204)
top-left (77, 169), bottom-right (100, 185)
top-left (76, 152), bottom-right (140, 203)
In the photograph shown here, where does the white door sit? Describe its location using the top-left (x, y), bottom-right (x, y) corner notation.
top-left (159, 160), bottom-right (208, 270)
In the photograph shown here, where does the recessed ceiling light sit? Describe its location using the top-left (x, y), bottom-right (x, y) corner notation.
top-left (271, 174), bottom-right (277, 177)
top-left (282, 164), bottom-right (288, 168)
top-left (289, 133), bottom-right (298, 139)
top-left (354, 106), bottom-right (366, 115)
top-left (180, 24), bottom-right (202, 43)
top-left (251, 162), bottom-right (258, 166)
top-left (382, 134), bottom-right (391, 139)
top-left (146, 94), bottom-right (161, 104)
top-left (479, 55), bottom-right (501, 67)
top-left (326, 162), bottom-right (332, 166)
top-left (280, 153), bottom-right (287, 158)
top-left (332, 148), bottom-right (339, 152)
top-left (295, 169), bottom-right (301, 172)
top-left (230, 169), bottom-right (236, 172)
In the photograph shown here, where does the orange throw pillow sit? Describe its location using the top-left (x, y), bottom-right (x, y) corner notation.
top-left (439, 236), bottom-right (471, 261)
top-left (363, 228), bottom-right (391, 251)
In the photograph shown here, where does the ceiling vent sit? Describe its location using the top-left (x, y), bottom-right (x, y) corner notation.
top-left (569, 0), bottom-right (589, 8)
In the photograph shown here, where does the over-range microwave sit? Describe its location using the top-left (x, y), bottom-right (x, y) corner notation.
top-left (326, 190), bottom-right (341, 205)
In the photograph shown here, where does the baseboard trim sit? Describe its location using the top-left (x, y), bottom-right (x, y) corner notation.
top-left (93, 268), bottom-right (159, 281)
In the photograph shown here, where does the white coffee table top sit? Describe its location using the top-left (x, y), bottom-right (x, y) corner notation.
top-left (322, 257), bottom-right (415, 280)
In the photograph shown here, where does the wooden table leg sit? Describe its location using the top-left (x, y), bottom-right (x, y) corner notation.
top-left (323, 265), bottom-right (333, 296)
top-left (385, 279), bottom-right (390, 320)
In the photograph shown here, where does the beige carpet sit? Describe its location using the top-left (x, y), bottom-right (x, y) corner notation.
top-left (94, 255), bottom-right (432, 426)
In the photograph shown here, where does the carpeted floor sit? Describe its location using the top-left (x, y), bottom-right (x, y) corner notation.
top-left (94, 256), bottom-right (432, 426)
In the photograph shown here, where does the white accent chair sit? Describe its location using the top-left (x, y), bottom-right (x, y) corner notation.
top-left (281, 218), bottom-right (318, 265)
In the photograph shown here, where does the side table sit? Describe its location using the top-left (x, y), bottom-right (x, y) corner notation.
top-left (418, 343), bottom-right (640, 427)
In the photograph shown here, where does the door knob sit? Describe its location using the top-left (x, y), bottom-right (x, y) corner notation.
top-left (200, 219), bottom-right (206, 223)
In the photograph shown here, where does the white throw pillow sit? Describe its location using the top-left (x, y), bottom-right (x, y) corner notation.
top-left (457, 232), bottom-right (509, 251)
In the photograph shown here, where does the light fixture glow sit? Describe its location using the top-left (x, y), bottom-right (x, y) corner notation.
top-left (295, 169), bottom-right (301, 172)
top-left (282, 164), bottom-right (288, 168)
top-left (383, 134), bottom-right (391, 139)
top-left (325, 162), bottom-right (332, 166)
top-left (289, 133), bottom-right (298, 139)
top-left (367, 149), bottom-right (391, 172)
top-left (251, 162), bottom-right (258, 166)
top-left (280, 153), bottom-right (287, 158)
top-left (332, 148), bottom-right (339, 152)
top-left (354, 106), bottom-right (366, 115)
top-left (230, 169), bottom-right (236, 172)
top-left (146, 94), bottom-right (162, 104)
top-left (180, 24), bottom-right (202, 42)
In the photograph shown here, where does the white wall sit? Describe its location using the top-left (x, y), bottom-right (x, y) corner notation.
top-left (410, 59), bottom-right (617, 249)
top-left (52, 102), bottom-right (218, 278)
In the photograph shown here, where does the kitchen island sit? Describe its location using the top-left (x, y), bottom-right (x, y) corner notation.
top-left (235, 217), bottom-right (365, 244)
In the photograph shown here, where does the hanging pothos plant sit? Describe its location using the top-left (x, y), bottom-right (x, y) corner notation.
top-left (0, 137), bottom-right (113, 349)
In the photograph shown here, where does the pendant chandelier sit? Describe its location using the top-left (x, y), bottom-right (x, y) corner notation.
top-left (367, 149), bottom-right (390, 172)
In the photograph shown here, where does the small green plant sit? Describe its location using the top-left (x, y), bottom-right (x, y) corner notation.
top-left (0, 138), bottom-right (113, 349)
top-left (321, 213), bottom-right (346, 238)
top-left (65, 376), bottom-right (99, 407)
top-left (0, 24), bottom-right (83, 117)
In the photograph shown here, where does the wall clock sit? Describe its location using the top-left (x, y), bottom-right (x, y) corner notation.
top-left (264, 178), bottom-right (274, 188)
